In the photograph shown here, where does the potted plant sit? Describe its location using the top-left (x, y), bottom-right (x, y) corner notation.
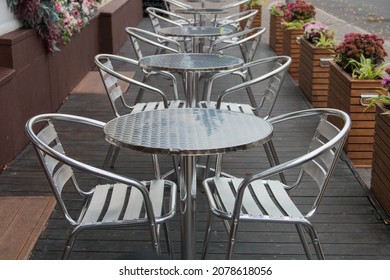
top-left (327, 33), bottom-right (388, 166)
top-left (268, 1), bottom-right (286, 55)
top-left (6, 0), bottom-right (99, 52)
top-left (364, 69), bottom-right (390, 218)
top-left (299, 21), bottom-right (336, 107)
top-left (281, 0), bottom-right (316, 82)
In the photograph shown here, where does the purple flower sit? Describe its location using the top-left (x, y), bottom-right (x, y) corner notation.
top-left (335, 33), bottom-right (388, 74)
top-left (382, 76), bottom-right (390, 88)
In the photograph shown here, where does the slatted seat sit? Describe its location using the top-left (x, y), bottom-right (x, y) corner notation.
top-left (25, 113), bottom-right (177, 259)
top-left (202, 108), bottom-right (351, 260)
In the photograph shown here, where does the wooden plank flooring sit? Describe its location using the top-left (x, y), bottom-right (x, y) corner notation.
top-left (0, 196), bottom-right (56, 259)
top-left (1, 17), bottom-right (390, 260)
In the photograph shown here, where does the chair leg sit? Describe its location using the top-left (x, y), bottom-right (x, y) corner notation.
top-left (149, 222), bottom-right (161, 255)
top-left (103, 145), bottom-right (120, 169)
top-left (302, 223), bottom-right (325, 260)
top-left (201, 209), bottom-right (213, 260)
top-left (263, 141), bottom-right (287, 184)
top-left (295, 224), bottom-right (313, 259)
top-left (151, 154), bottom-right (161, 180)
top-left (62, 228), bottom-right (81, 259)
top-left (163, 222), bottom-right (175, 260)
top-left (226, 219), bottom-right (239, 260)
top-left (110, 147), bottom-right (120, 168)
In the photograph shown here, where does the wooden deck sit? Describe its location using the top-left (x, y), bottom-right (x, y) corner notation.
top-left (1, 17), bottom-right (390, 260)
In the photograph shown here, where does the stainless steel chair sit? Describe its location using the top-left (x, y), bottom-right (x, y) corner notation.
top-left (125, 27), bottom-right (182, 100)
top-left (202, 27), bottom-right (266, 95)
top-left (220, 0), bottom-right (251, 10)
top-left (94, 54), bottom-right (185, 172)
top-left (213, 9), bottom-right (258, 32)
top-left (201, 108), bottom-right (351, 259)
top-left (199, 55), bottom-right (291, 119)
top-left (146, 7), bottom-right (193, 52)
top-left (25, 113), bottom-right (177, 259)
top-left (164, 0), bottom-right (193, 10)
top-left (199, 56), bottom-right (291, 182)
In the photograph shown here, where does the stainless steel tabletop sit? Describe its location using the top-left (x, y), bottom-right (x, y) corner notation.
top-left (138, 53), bottom-right (243, 73)
top-left (104, 108), bottom-right (273, 156)
top-left (157, 26), bottom-right (233, 38)
top-left (175, 8), bottom-right (226, 15)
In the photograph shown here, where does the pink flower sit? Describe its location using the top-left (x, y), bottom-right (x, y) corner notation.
top-left (382, 76), bottom-right (390, 88)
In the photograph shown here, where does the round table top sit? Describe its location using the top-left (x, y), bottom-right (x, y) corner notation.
top-left (175, 8), bottom-right (226, 15)
top-left (104, 108), bottom-right (273, 156)
top-left (138, 53), bottom-right (243, 73)
top-left (157, 26), bottom-right (233, 38)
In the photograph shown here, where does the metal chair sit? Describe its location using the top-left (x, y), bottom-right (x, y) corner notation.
top-left (201, 108), bottom-right (351, 259)
top-left (25, 113), bottom-right (177, 259)
top-left (212, 9), bottom-right (258, 32)
top-left (199, 55), bottom-right (291, 119)
top-left (221, 0), bottom-right (251, 10)
top-left (164, 0), bottom-right (193, 10)
top-left (125, 27), bottom-right (182, 100)
top-left (202, 27), bottom-right (266, 93)
top-left (146, 7), bottom-right (193, 52)
top-left (94, 54), bottom-right (185, 172)
top-left (199, 56), bottom-right (291, 183)
top-left (163, 0), bottom-right (197, 26)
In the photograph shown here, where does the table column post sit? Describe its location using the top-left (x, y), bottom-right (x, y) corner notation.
top-left (184, 71), bottom-right (199, 108)
top-left (179, 155), bottom-right (197, 259)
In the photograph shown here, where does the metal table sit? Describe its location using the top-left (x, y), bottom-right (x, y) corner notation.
top-left (104, 108), bottom-right (273, 259)
top-left (139, 53), bottom-right (243, 107)
top-left (158, 26), bottom-right (233, 53)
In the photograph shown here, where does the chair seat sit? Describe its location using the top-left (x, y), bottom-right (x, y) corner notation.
top-left (131, 100), bottom-right (185, 114)
top-left (198, 101), bottom-right (255, 115)
top-left (80, 180), bottom-right (176, 226)
top-left (203, 176), bottom-right (304, 222)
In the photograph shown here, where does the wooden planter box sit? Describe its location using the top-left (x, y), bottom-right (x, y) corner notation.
top-left (282, 28), bottom-right (304, 82)
top-left (239, 4), bottom-right (262, 33)
top-left (327, 61), bottom-right (384, 167)
top-left (269, 14), bottom-right (283, 55)
top-left (298, 38), bottom-right (334, 107)
top-left (371, 103), bottom-right (390, 219)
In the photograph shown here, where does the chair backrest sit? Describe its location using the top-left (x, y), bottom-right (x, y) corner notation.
top-left (94, 54), bottom-right (168, 117)
top-left (147, 7), bottom-right (191, 33)
top-left (125, 27), bottom-right (181, 60)
top-left (25, 113), bottom-right (156, 225)
top-left (241, 108), bottom-right (351, 218)
top-left (209, 27), bottom-right (266, 64)
top-left (217, 9), bottom-right (258, 32)
top-left (221, 0), bottom-right (250, 10)
top-left (204, 56), bottom-right (291, 119)
top-left (164, 0), bottom-right (193, 10)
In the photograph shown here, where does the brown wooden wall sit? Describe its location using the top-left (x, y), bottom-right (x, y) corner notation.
top-left (0, 0), bottom-right (143, 171)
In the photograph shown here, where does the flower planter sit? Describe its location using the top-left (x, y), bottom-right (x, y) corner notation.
top-left (269, 14), bottom-right (283, 55)
top-left (298, 38), bottom-right (334, 107)
top-left (282, 27), bottom-right (304, 82)
top-left (327, 61), bottom-right (384, 167)
top-left (239, 4), bottom-right (262, 34)
top-left (371, 103), bottom-right (390, 219)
